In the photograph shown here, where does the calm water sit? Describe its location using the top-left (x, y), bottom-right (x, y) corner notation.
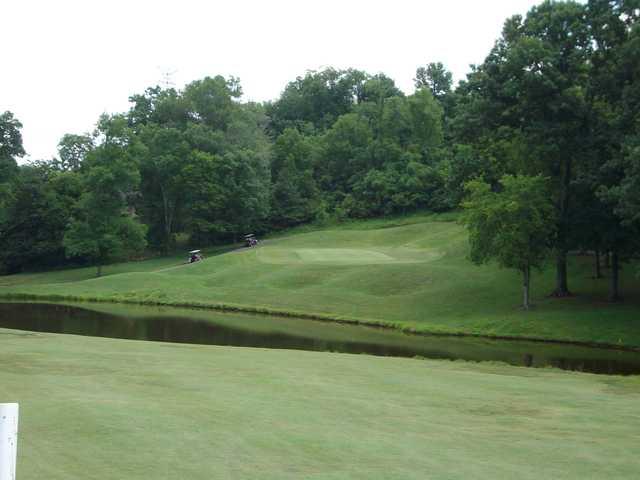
top-left (1, 302), bottom-right (639, 375)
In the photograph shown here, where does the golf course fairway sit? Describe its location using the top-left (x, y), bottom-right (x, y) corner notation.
top-left (2, 329), bottom-right (639, 479)
top-left (2, 214), bottom-right (640, 346)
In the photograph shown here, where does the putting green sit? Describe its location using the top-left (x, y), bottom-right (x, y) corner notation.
top-left (256, 247), bottom-right (439, 265)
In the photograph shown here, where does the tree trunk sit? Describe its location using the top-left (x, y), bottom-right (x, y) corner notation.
top-left (604, 251), bottom-right (610, 269)
top-left (552, 157), bottom-right (572, 297)
top-left (523, 265), bottom-right (531, 310)
top-left (160, 187), bottom-right (173, 255)
top-left (96, 263), bottom-right (102, 278)
top-left (553, 249), bottom-right (571, 297)
top-left (609, 249), bottom-right (620, 302)
top-left (594, 250), bottom-right (602, 279)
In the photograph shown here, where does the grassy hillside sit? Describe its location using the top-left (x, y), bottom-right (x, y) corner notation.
top-left (2, 214), bottom-right (640, 346)
top-left (3, 329), bottom-right (639, 480)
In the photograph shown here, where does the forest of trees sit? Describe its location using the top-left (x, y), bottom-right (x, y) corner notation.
top-left (1, 0), bottom-right (639, 303)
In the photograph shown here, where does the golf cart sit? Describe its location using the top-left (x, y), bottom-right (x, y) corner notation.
top-left (244, 234), bottom-right (258, 248)
top-left (188, 249), bottom-right (204, 263)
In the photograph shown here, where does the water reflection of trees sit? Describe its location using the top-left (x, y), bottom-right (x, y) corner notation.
top-left (1, 303), bottom-right (639, 375)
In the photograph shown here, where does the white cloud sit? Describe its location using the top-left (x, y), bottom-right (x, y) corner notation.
top-left (2, 0), bottom-right (544, 161)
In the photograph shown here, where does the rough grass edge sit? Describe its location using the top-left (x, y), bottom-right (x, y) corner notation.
top-left (1, 292), bottom-right (639, 353)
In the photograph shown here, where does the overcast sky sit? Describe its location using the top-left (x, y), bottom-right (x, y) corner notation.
top-left (2, 0), bottom-right (545, 161)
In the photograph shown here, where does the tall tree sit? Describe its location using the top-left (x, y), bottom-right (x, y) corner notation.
top-left (0, 111), bottom-right (25, 171)
top-left (460, 1), bottom-right (592, 296)
top-left (138, 125), bottom-right (191, 252)
top-left (271, 128), bottom-right (319, 227)
top-left (64, 119), bottom-right (147, 276)
top-left (0, 111), bottom-right (24, 221)
top-left (584, 0), bottom-right (640, 300)
top-left (0, 164), bottom-right (78, 274)
top-left (611, 140), bottom-right (640, 227)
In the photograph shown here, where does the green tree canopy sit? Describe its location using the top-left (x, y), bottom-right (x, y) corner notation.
top-left (455, 1), bottom-right (592, 296)
top-left (56, 133), bottom-right (94, 171)
top-left (462, 175), bottom-right (556, 309)
top-left (63, 120), bottom-right (147, 276)
top-left (271, 128), bottom-right (319, 227)
top-left (266, 68), bottom-right (372, 134)
top-left (414, 62), bottom-right (453, 100)
top-left (0, 111), bottom-right (25, 166)
top-left (0, 165), bottom-right (78, 274)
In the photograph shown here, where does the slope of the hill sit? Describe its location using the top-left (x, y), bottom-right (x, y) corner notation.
top-left (2, 214), bottom-right (640, 346)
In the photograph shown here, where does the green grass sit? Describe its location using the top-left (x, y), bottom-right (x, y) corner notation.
top-left (2, 329), bottom-right (639, 479)
top-left (2, 213), bottom-right (639, 346)
top-left (0, 244), bottom-right (236, 286)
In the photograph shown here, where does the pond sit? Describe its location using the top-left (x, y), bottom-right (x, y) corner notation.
top-left (1, 302), bottom-right (639, 375)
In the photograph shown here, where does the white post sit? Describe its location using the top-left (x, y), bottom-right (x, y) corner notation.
top-left (0, 404), bottom-right (19, 480)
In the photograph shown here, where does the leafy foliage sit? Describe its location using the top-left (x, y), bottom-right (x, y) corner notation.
top-left (0, 165), bottom-right (77, 273)
top-left (56, 133), bottom-right (94, 171)
top-left (414, 62), bottom-right (453, 101)
top-left (63, 120), bottom-right (147, 276)
top-left (271, 128), bottom-right (319, 227)
top-left (462, 175), bottom-right (556, 308)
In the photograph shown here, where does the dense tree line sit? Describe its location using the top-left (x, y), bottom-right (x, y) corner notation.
top-left (1, 0), bottom-right (638, 302)
top-left (460, 0), bottom-right (640, 305)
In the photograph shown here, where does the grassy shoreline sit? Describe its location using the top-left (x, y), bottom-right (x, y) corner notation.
top-left (2, 293), bottom-right (640, 353)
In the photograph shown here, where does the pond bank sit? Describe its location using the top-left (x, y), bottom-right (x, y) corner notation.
top-left (2, 300), bottom-right (640, 375)
top-left (2, 292), bottom-right (640, 352)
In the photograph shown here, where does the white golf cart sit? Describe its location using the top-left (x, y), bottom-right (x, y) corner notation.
top-left (244, 234), bottom-right (258, 247)
top-left (188, 249), bottom-right (204, 263)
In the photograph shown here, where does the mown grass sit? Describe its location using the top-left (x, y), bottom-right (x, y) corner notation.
top-left (1, 213), bottom-right (639, 346)
top-left (2, 330), bottom-right (639, 480)
top-left (0, 244), bottom-right (236, 286)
